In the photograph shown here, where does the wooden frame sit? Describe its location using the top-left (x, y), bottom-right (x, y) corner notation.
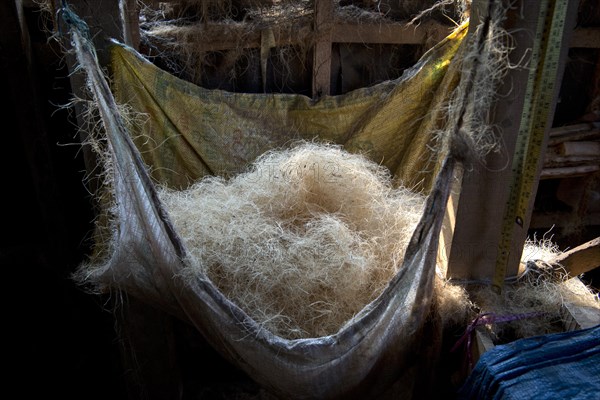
top-left (45, 0), bottom-right (598, 282)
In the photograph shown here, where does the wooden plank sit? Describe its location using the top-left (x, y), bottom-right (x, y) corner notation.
top-left (447, 0), bottom-right (580, 282)
top-left (145, 20), bottom-right (449, 53)
top-left (517, 238), bottom-right (600, 278)
top-left (543, 155), bottom-right (600, 168)
top-left (548, 237), bottom-right (600, 278)
top-left (497, 0), bottom-right (580, 287)
top-left (437, 165), bottom-right (464, 276)
top-left (447, 0), bottom-right (544, 281)
top-left (331, 20), bottom-right (449, 45)
top-left (544, 142), bottom-right (600, 168)
top-left (121, 0), bottom-right (141, 49)
top-left (145, 23), bottom-right (305, 52)
top-left (472, 326), bottom-right (495, 366)
top-left (312, 0), bottom-right (333, 98)
top-left (559, 141), bottom-right (600, 156)
top-left (540, 165), bottom-right (600, 179)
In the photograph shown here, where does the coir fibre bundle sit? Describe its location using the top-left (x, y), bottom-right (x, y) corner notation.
top-left (469, 237), bottom-right (600, 341)
top-left (160, 143), bottom-right (425, 339)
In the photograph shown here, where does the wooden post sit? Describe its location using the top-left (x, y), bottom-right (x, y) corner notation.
top-left (121, 0), bottom-right (141, 50)
top-left (446, 0), bottom-right (580, 282)
top-left (312, 0), bottom-right (333, 99)
top-left (53, 0), bottom-right (139, 195)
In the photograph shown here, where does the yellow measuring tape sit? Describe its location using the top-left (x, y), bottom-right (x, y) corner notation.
top-left (494, 0), bottom-right (569, 292)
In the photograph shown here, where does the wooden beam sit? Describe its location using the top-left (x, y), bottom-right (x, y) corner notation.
top-left (540, 165), bottom-right (600, 179)
top-left (437, 165), bottom-right (464, 276)
top-left (548, 237), bottom-right (600, 278)
top-left (517, 238), bottom-right (600, 278)
top-left (447, 0), bottom-right (580, 282)
top-left (331, 20), bottom-right (449, 45)
top-left (543, 140), bottom-right (600, 171)
top-left (312, 0), bottom-right (333, 98)
top-left (471, 326), bottom-right (495, 368)
top-left (121, 0), bottom-right (141, 49)
top-left (144, 20), bottom-right (449, 53)
top-left (547, 123), bottom-right (600, 146)
top-left (447, 0), bottom-right (543, 281)
top-left (144, 23), bottom-right (309, 52)
top-left (498, 0), bottom-right (580, 281)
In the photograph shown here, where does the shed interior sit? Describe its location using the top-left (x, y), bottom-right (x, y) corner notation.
top-left (4, 0), bottom-right (599, 399)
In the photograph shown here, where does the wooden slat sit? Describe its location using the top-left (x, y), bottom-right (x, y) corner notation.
top-left (145, 20), bottom-right (449, 53)
top-left (530, 210), bottom-right (600, 228)
top-left (543, 155), bottom-right (600, 168)
top-left (549, 237), bottom-right (600, 278)
top-left (472, 326), bottom-right (495, 366)
top-left (437, 165), bottom-right (464, 276)
top-left (312, 0), bottom-right (333, 98)
top-left (331, 20), bottom-right (449, 45)
top-left (560, 141), bottom-right (600, 156)
top-left (540, 165), bottom-right (600, 179)
top-left (144, 23), bottom-right (309, 52)
top-left (548, 122), bottom-right (600, 143)
top-left (543, 141), bottom-right (600, 169)
top-left (517, 238), bottom-right (600, 278)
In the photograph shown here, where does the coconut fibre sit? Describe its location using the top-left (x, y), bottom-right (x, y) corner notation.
top-left (159, 143), bottom-right (425, 339)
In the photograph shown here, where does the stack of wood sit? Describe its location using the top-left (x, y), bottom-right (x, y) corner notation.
top-left (530, 122), bottom-right (600, 229)
top-left (543, 122), bottom-right (600, 179)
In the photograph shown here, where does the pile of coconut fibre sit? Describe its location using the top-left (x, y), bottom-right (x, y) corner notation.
top-left (160, 143), bottom-right (426, 339)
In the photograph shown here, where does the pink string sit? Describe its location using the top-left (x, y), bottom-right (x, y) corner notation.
top-left (451, 311), bottom-right (547, 370)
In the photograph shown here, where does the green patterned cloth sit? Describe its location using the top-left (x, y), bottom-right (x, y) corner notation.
top-left (110, 23), bottom-right (467, 193)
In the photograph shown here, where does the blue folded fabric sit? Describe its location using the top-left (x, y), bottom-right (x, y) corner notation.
top-left (458, 324), bottom-right (600, 400)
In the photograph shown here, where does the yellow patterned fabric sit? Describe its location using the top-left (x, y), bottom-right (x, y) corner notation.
top-left (110, 22), bottom-right (467, 193)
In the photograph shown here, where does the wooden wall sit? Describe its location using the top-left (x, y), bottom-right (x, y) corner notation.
top-left (8, 0), bottom-right (599, 398)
